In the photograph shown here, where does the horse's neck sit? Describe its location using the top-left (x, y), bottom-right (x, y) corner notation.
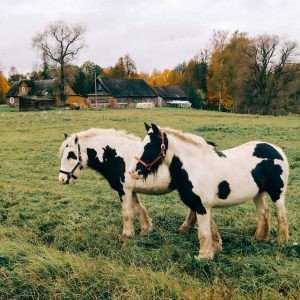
top-left (81, 135), bottom-right (138, 167)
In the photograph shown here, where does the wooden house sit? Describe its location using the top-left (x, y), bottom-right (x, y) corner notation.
top-left (6, 81), bottom-right (20, 106)
top-left (153, 85), bottom-right (188, 106)
top-left (87, 77), bottom-right (158, 108)
top-left (6, 79), bottom-right (86, 108)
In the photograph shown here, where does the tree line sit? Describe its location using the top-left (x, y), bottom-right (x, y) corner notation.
top-left (0, 21), bottom-right (299, 115)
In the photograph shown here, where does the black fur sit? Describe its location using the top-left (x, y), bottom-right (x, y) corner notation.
top-left (251, 159), bottom-right (284, 202)
top-left (67, 151), bottom-right (77, 160)
top-left (169, 155), bottom-right (207, 215)
top-left (135, 131), bottom-right (168, 178)
top-left (206, 139), bottom-right (226, 158)
top-left (215, 149), bottom-right (226, 158)
top-left (253, 143), bottom-right (283, 161)
top-left (218, 180), bottom-right (231, 199)
top-left (87, 146), bottom-right (125, 199)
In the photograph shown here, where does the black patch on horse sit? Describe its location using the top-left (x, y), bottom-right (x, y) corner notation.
top-left (253, 143), bottom-right (283, 161)
top-left (169, 155), bottom-right (206, 215)
top-left (215, 149), bottom-right (226, 158)
top-left (136, 132), bottom-right (168, 179)
top-left (87, 147), bottom-right (126, 199)
top-left (205, 139), bottom-right (226, 158)
top-left (67, 151), bottom-right (77, 160)
top-left (251, 159), bottom-right (284, 202)
top-left (218, 180), bottom-right (231, 199)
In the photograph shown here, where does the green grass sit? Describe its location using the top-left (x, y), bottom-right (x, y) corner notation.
top-left (0, 108), bottom-right (299, 299)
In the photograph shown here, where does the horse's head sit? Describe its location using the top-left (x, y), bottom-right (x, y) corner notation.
top-left (130, 123), bottom-right (168, 180)
top-left (59, 134), bottom-right (84, 184)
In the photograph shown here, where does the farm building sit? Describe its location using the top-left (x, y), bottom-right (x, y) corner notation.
top-left (19, 96), bottom-right (55, 111)
top-left (153, 85), bottom-right (188, 106)
top-left (6, 79), bottom-right (86, 108)
top-left (165, 100), bottom-right (192, 108)
top-left (6, 81), bottom-right (20, 106)
top-left (87, 77), bottom-right (158, 108)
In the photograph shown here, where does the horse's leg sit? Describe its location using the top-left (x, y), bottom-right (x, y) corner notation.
top-left (274, 192), bottom-right (289, 242)
top-left (253, 192), bottom-right (270, 241)
top-left (211, 218), bottom-right (222, 252)
top-left (196, 209), bottom-right (214, 260)
top-left (119, 190), bottom-right (135, 244)
top-left (178, 209), bottom-right (196, 232)
top-left (132, 193), bottom-right (153, 236)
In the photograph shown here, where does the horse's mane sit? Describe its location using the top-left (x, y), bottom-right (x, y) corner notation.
top-left (163, 128), bottom-right (213, 148)
top-left (71, 128), bottom-right (141, 142)
top-left (59, 128), bottom-right (140, 156)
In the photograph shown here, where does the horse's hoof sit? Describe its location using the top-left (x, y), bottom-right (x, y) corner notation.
top-left (140, 227), bottom-right (152, 236)
top-left (213, 241), bottom-right (223, 252)
top-left (178, 225), bottom-right (192, 232)
top-left (252, 234), bottom-right (269, 242)
top-left (195, 251), bottom-right (215, 260)
top-left (278, 235), bottom-right (289, 243)
top-left (119, 234), bottom-right (130, 245)
top-left (140, 219), bottom-right (153, 236)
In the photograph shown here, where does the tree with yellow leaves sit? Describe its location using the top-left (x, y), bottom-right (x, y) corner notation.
top-left (0, 71), bottom-right (9, 103)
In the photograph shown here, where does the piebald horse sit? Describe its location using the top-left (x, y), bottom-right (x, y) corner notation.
top-left (59, 128), bottom-right (215, 244)
top-left (130, 123), bottom-right (289, 260)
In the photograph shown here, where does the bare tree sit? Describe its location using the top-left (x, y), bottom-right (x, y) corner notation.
top-left (32, 21), bottom-right (86, 103)
top-left (245, 35), bottom-right (299, 112)
top-left (123, 53), bottom-right (137, 78)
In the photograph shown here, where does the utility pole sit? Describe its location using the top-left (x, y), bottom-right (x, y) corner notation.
top-left (94, 72), bottom-right (97, 108)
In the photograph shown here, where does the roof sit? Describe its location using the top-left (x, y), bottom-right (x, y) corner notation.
top-left (28, 79), bottom-right (60, 96)
top-left (153, 86), bottom-right (187, 100)
top-left (6, 81), bottom-right (20, 97)
top-left (20, 80), bottom-right (35, 87)
top-left (99, 77), bottom-right (157, 98)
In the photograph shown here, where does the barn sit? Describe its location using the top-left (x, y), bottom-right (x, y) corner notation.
top-left (6, 79), bottom-right (87, 108)
top-left (87, 77), bottom-right (158, 108)
top-left (6, 81), bottom-right (20, 106)
top-left (153, 85), bottom-right (188, 107)
top-left (19, 96), bottom-right (55, 111)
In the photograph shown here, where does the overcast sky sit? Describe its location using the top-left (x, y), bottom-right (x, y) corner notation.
top-left (0, 0), bottom-right (299, 75)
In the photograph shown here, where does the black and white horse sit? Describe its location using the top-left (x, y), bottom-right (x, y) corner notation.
top-left (129, 123), bottom-right (289, 260)
top-left (59, 128), bottom-right (209, 244)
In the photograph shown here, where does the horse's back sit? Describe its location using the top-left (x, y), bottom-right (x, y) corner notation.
top-left (191, 140), bottom-right (288, 206)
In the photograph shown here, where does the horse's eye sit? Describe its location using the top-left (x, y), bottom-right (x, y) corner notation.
top-left (67, 151), bottom-right (77, 160)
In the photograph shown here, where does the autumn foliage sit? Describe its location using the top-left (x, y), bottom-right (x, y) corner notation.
top-left (0, 72), bottom-right (9, 103)
top-left (4, 29), bottom-right (298, 114)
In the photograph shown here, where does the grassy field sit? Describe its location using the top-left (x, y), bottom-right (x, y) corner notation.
top-left (0, 107), bottom-right (299, 299)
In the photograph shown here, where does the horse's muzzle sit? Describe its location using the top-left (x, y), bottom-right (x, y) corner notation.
top-left (129, 170), bottom-right (144, 180)
top-left (59, 175), bottom-right (75, 185)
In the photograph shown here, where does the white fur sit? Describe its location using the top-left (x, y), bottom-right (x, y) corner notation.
top-left (59, 128), bottom-right (179, 243)
top-left (130, 127), bottom-right (289, 259)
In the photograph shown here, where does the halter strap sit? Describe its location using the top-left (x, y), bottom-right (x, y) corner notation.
top-left (60, 143), bottom-right (83, 183)
top-left (135, 130), bottom-right (166, 173)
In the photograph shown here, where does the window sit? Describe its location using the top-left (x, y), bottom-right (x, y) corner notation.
top-left (21, 87), bottom-right (26, 94)
top-left (9, 97), bottom-right (15, 105)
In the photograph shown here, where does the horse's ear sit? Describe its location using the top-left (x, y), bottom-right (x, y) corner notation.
top-left (144, 122), bottom-right (151, 132)
top-left (64, 133), bottom-right (68, 140)
top-left (151, 123), bottom-right (160, 136)
top-left (74, 135), bottom-right (79, 144)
